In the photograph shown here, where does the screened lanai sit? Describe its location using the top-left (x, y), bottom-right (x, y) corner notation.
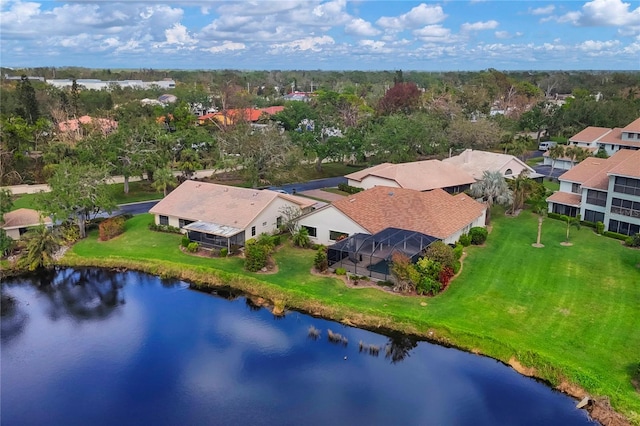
top-left (327, 227), bottom-right (439, 281)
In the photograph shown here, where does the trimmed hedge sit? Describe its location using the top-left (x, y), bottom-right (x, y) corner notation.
top-left (98, 216), bottom-right (126, 241)
top-left (603, 231), bottom-right (629, 241)
top-left (337, 183), bottom-right (364, 194)
top-left (469, 227), bottom-right (488, 245)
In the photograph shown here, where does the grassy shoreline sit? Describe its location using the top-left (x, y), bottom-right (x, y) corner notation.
top-left (48, 211), bottom-right (640, 424)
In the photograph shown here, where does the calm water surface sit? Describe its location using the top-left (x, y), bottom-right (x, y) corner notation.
top-left (1, 268), bottom-right (595, 426)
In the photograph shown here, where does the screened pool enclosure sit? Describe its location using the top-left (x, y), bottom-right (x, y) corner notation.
top-left (327, 227), bottom-right (439, 281)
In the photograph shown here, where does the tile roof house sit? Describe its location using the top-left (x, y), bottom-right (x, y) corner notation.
top-left (197, 107), bottom-right (285, 126)
top-left (1, 208), bottom-right (52, 240)
top-left (568, 117), bottom-right (640, 157)
top-left (547, 149), bottom-right (640, 236)
top-left (296, 185), bottom-right (486, 246)
top-left (443, 149), bottom-right (543, 181)
top-left (345, 160), bottom-right (476, 193)
top-left (57, 115), bottom-right (118, 140)
top-left (149, 180), bottom-right (315, 250)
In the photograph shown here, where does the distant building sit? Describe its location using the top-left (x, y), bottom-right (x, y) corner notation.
top-left (568, 117), bottom-right (640, 157)
top-left (46, 78), bottom-right (176, 90)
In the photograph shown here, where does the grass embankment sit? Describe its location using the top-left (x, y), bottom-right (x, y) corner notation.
top-left (62, 211), bottom-right (640, 424)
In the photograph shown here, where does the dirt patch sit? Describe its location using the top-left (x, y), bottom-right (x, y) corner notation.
top-left (587, 398), bottom-right (632, 426)
top-left (508, 357), bottom-right (537, 377)
top-left (560, 241), bottom-right (574, 246)
top-left (310, 268), bottom-right (400, 295)
top-left (509, 359), bottom-right (632, 426)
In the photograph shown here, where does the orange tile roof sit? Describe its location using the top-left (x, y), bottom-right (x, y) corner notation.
top-left (345, 160), bottom-right (476, 191)
top-left (331, 186), bottom-right (486, 239)
top-left (58, 115), bottom-right (117, 133)
top-left (149, 180), bottom-right (314, 229)
top-left (607, 149), bottom-right (640, 178)
top-left (622, 117), bottom-right (640, 132)
top-left (559, 149), bottom-right (639, 188)
top-left (546, 192), bottom-right (582, 207)
top-left (1, 208), bottom-right (52, 229)
top-left (569, 126), bottom-right (611, 143)
top-left (558, 157), bottom-right (612, 184)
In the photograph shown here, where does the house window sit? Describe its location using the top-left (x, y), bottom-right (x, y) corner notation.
top-left (571, 183), bottom-right (581, 194)
top-left (263, 221), bottom-right (267, 226)
top-left (159, 215), bottom-right (169, 226)
top-left (329, 230), bottom-right (348, 241)
top-left (251, 226), bottom-right (256, 236)
top-left (614, 177), bottom-right (640, 196)
top-left (608, 219), bottom-right (640, 236)
top-left (611, 198), bottom-right (640, 219)
top-left (179, 219), bottom-right (194, 228)
top-left (585, 190), bottom-right (606, 207)
top-left (583, 210), bottom-right (604, 224)
top-left (302, 226), bottom-right (317, 237)
top-left (504, 168), bottom-right (513, 176)
top-left (276, 216), bottom-right (283, 228)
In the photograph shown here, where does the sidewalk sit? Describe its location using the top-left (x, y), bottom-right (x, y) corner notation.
top-left (2, 169), bottom-right (220, 195)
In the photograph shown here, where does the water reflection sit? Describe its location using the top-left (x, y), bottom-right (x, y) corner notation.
top-left (40, 268), bottom-right (125, 321)
top-left (1, 293), bottom-right (28, 342)
top-left (1, 269), bottom-right (595, 426)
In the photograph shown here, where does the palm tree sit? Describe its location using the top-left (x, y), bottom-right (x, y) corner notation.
top-left (548, 144), bottom-right (565, 177)
top-left (152, 166), bottom-right (177, 197)
top-left (561, 214), bottom-right (581, 245)
top-left (508, 170), bottom-right (534, 215)
top-left (18, 224), bottom-right (61, 271)
top-left (530, 198), bottom-right (547, 248)
top-left (566, 145), bottom-right (590, 168)
top-left (470, 170), bottom-right (513, 224)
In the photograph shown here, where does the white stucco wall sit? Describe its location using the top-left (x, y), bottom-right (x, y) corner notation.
top-left (247, 197), bottom-right (304, 238)
top-left (296, 206), bottom-right (368, 246)
top-left (349, 176), bottom-right (400, 190)
top-left (500, 159), bottom-right (530, 177)
top-left (443, 210), bottom-right (487, 245)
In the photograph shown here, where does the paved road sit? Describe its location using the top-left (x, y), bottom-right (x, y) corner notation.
top-left (268, 176), bottom-right (347, 194)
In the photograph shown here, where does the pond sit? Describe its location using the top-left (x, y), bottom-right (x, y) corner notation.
top-left (1, 268), bottom-right (595, 426)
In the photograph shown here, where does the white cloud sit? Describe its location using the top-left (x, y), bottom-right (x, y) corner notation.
top-left (578, 39), bottom-right (621, 51)
top-left (413, 25), bottom-right (452, 42)
top-left (160, 23), bottom-right (197, 47)
top-left (495, 31), bottom-right (522, 39)
top-left (461, 20), bottom-right (499, 32)
top-left (345, 18), bottom-right (381, 37)
top-left (529, 5), bottom-right (555, 15)
top-left (552, 0), bottom-right (640, 32)
top-left (358, 39), bottom-right (393, 53)
top-left (377, 4), bottom-right (447, 30)
top-left (269, 35), bottom-right (335, 53)
top-left (202, 41), bottom-right (246, 53)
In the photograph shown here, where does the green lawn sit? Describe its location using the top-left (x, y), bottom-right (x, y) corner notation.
top-left (543, 179), bottom-right (560, 192)
top-left (64, 210), bottom-right (640, 422)
top-left (109, 181), bottom-right (163, 204)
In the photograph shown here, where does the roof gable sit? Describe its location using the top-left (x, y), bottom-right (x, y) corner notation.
top-left (149, 180), bottom-right (313, 229)
top-left (331, 186), bottom-right (485, 238)
top-left (443, 149), bottom-right (536, 179)
top-left (345, 160), bottom-right (475, 191)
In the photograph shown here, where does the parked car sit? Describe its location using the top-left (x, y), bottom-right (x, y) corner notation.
top-left (538, 141), bottom-right (557, 151)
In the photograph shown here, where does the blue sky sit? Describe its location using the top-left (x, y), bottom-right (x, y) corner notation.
top-left (1, 0), bottom-right (639, 71)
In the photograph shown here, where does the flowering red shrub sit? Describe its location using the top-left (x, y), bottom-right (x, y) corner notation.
top-left (438, 266), bottom-right (455, 288)
top-left (99, 216), bottom-right (126, 241)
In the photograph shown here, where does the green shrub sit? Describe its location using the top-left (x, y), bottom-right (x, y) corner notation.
top-left (458, 233), bottom-right (471, 247)
top-left (337, 183), bottom-right (364, 194)
top-left (453, 243), bottom-right (464, 260)
top-left (181, 235), bottom-right (191, 247)
top-left (98, 216), bottom-right (126, 241)
top-left (469, 227), bottom-right (488, 245)
top-left (595, 221), bottom-right (605, 235)
top-left (603, 231), bottom-right (629, 241)
top-left (335, 267), bottom-right (347, 275)
top-left (219, 248), bottom-right (228, 257)
top-left (292, 227), bottom-right (310, 248)
top-left (148, 222), bottom-right (182, 234)
top-left (187, 242), bottom-right (199, 253)
top-left (424, 241), bottom-right (456, 269)
top-left (245, 242), bottom-right (268, 272)
top-left (625, 233), bottom-right (640, 247)
top-left (313, 246), bottom-right (328, 272)
top-left (271, 234), bottom-right (281, 246)
top-left (547, 212), bottom-right (563, 221)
